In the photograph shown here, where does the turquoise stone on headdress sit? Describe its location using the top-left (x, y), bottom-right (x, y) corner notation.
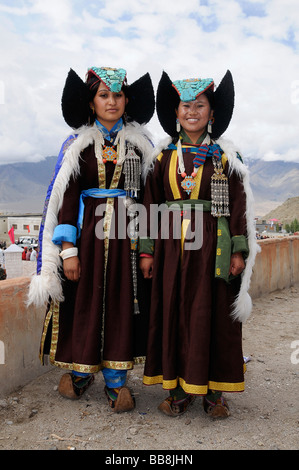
top-left (88, 67), bottom-right (127, 92)
top-left (172, 78), bottom-right (214, 102)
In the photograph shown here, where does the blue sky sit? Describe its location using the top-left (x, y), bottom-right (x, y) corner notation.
top-left (0, 0), bottom-right (298, 164)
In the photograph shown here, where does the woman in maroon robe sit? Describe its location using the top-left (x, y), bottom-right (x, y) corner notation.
top-left (140, 71), bottom-right (258, 418)
top-left (28, 67), bottom-right (154, 412)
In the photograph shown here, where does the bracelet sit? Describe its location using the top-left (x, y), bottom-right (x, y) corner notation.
top-left (59, 247), bottom-right (78, 260)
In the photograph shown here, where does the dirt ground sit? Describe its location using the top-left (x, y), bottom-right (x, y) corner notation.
top-left (0, 286), bottom-right (298, 452)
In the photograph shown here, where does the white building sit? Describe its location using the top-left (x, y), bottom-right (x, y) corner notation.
top-left (0, 214), bottom-right (42, 245)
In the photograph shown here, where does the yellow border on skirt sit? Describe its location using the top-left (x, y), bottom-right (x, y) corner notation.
top-left (143, 366), bottom-right (246, 395)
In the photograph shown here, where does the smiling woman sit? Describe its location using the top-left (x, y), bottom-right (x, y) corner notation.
top-left (176, 94), bottom-right (213, 143)
top-left (140, 69), bottom-right (259, 419)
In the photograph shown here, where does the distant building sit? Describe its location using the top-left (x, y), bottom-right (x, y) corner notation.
top-left (255, 219), bottom-right (282, 235)
top-left (0, 214), bottom-right (42, 245)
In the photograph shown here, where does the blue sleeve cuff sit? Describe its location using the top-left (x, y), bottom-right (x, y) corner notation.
top-left (52, 224), bottom-right (77, 246)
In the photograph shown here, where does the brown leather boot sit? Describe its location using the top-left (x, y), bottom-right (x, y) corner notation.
top-left (105, 386), bottom-right (135, 412)
top-left (203, 395), bottom-right (230, 418)
top-left (158, 395), bottom-right (195, 417)
top-left (58, 373), bottom-right (94, 400)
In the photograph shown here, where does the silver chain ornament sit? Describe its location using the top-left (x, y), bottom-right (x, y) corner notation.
top-left (211, 156), bottom-right (230, 217)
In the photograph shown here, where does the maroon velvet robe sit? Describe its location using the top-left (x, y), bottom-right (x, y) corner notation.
top-left (142, 147), bottom-right (247, 394)
top-left (40, 141), bottom-right (150, 374)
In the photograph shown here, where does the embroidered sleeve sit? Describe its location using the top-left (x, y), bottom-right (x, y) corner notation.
top-left (139, 237), bottom-right (155, 255)
top-left (231, 235), bottom-right (249, 257)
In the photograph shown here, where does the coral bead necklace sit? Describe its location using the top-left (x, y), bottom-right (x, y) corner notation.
top-left (177, 134), bottom-right (211, 195)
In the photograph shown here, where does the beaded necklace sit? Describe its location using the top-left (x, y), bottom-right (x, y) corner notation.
top-left (176, 133), bottom-right (211, 195)
top-left (94, 123), bottom-right (141, 198)
top-left (95, 119), bottom-right (126, 165)
top-left (176, 134), bottom-right (230, 217)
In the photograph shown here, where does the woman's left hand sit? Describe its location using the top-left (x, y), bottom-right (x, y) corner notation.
top-left (229, 252), bottom-right (245, 277)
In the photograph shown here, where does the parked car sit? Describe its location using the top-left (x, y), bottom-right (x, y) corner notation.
top-left (17, 237), bottom-right (38, 248)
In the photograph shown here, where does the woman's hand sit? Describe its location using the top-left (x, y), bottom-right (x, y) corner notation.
top-left (229, 252), bottom-right (245, 277)
top-left (63, 256), bottom-right (81, 281)
top-left (61, 241), bottom-right (81, 281)
top-left (139, 257), bottom-right (154, 279)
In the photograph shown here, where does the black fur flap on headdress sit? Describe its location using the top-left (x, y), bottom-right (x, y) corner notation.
top-left (125, 73), bottom-right (155, 124)
top-left (211, 70), bottom-right (234, 139)
top-left (156, 69), bottom-right (235, 140)
top-left (61, 69), bottom-right (155, 129)
top-left (61, 69), bottom-right (91, 129)
top-left (156, 71), bottom-right (180, 138)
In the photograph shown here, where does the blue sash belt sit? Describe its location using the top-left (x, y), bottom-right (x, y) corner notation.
top-left (77, 188), bottom-right (126, 236)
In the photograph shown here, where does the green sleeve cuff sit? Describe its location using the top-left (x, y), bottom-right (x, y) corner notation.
top-left (139, 237), bottom-right (154, 255)
top-left (231, 235), bottom-right (249, 257)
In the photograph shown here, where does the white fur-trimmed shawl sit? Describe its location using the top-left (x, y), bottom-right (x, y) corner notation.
top-left (216, 137), bottom-right (260, 323)
top-left (27, 122), bottom-right (153, 308)
top-left (143, 135), bottom-right (260, 324)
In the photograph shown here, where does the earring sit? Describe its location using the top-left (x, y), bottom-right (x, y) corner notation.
top-left (208, 117), bottom-right (214, 134)
top-left (176, 118), bottom-right (181, 133)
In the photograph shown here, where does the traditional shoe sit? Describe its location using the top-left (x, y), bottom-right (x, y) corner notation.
top-left (104, 386), bottom-right (135, 413)
top-left (203, 395), bottom-right (230, 418)
top-left (58, 373), bottom-right (94, 400)
top-left (158, 395), bottom-right (195, 417)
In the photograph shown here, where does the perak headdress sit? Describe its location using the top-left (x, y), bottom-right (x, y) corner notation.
top-left (172, 77), bottom-right (214, 102)
top-left (86, 67), bottom-right (127, 92)
top-left (61, 67), bottom-right (155, 129)
top-left (156, 70), bottom-right (234, 140)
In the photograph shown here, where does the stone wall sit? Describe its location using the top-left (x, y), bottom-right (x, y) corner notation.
top-left (249, 236), bottom-right (299, 299)
top-left (0, 236), bottom-right (298, 397)
top-left (0, 277), bottom-right (51, 397)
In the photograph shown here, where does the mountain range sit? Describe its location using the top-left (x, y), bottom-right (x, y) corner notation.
top-left (0, 157), bottom-right (57, 214)
top-left (262, 196), bottom-right (299, 225)
top-left (0, 156), bottom-right (299, 221)
top-left (246, 158), bottom-right (299, 218)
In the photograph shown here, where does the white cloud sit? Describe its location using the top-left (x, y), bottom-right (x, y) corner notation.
top-left (0, 0), bottom-right (298, 165)
top-left (30, 0), bottom-right (73, 24)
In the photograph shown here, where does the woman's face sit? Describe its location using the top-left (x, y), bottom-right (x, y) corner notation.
top-left (176, 93), bottom-right (213, 142)
top-left (91, 81), bottom-right (127, 130)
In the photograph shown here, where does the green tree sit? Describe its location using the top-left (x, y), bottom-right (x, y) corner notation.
top-left (285, 218), bottom-right (299, 233)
